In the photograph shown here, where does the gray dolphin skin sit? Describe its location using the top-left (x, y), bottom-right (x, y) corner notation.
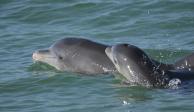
top-left (105, 44), bottom-right (169, 87)
top-left (105, 44), bottom-right (194, 87)
top-left (32, 37), bottom-right (116, 74)
top-left (174, 52), bottom-right (194, 71)
top-left (151, 53), bottom-right (194, 72)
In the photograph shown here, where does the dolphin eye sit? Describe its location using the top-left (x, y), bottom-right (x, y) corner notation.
top-left (123, 44), bottom-right (128, 47)
top-left (58, 56), bottom-right (63, 60)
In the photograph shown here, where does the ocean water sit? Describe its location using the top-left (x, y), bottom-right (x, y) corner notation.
top-left (0, 0), bottom-right (194, 112)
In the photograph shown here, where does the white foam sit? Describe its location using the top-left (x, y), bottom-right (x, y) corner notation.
top-left (168, 78), bottom-right (181, 89)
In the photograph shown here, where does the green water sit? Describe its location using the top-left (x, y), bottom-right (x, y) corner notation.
top-left (0, 0), bottom-right (194, 112)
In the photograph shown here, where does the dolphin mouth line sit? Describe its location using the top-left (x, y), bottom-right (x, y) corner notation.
top-left (32, 52), bottom-right (57, 62)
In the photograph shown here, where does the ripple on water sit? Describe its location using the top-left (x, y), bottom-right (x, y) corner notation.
top-left (1, 0), bottom-right (194, 112)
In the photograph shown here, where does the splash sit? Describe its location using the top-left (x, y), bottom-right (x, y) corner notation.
top-left (168, 78), bottom-right (181, 89)
top-left (122, 100), bottom-right (131, 105)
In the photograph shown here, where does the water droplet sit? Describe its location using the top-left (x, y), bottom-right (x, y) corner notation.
top-left (123, 100), bottom-right (130, 105)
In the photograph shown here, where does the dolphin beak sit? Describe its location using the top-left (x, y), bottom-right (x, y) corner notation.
top-left (32, 49), bottom-right (51, 61)
top-left (32, 51), bottom-right (39, 61)
top-left (105, 47), bottom-right (114, 62)
top-left (105, 47), bottom-right (111, 55)
top-left (32, 49), bottom-right (62, 70)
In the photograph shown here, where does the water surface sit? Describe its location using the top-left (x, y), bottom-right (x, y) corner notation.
top-left (0, 0), bottom-right (194, 112)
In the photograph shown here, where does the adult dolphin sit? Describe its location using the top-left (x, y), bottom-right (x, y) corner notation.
top-left (105, 44), bottom-right (194, 88)
top-left (32, 37), bottom-right (116, 74)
